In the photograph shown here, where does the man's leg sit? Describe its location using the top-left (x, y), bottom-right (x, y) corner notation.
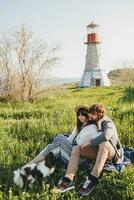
top-left (91, 141), bottom-right (115, 177)
top-left (24, 134), bottom-right (72, 166)
top-left (79, 141), bottom-right (115, 196)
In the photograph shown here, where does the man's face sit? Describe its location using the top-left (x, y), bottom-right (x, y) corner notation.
top-left (88, 113), bottom-right (99, 121)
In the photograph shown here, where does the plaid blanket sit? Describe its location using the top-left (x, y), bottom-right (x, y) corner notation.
top-left (103, 147), bottom-right (134, 173)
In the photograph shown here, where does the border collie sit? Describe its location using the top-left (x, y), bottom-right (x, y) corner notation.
top-left (13, 152), bottom-right (56, 188)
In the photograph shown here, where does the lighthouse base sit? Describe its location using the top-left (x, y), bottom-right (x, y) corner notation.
top-left (80, 70), bottom-right (111, 87)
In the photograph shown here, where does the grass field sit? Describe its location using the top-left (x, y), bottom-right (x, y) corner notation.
top-left (0, 85), bottom-right (134, 200)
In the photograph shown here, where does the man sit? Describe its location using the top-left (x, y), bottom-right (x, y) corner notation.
top-left (56, 103), bottom-right (124, 196)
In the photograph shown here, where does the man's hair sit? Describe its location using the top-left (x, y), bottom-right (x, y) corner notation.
top-left (89, 104), bottom-right (106, 118)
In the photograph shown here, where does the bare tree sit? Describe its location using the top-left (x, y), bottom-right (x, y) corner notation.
top-left (0, 26), bottom-right (60, 101)
top-left (0, 35), bottom-right (16, 99)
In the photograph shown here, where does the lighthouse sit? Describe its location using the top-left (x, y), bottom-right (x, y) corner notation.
top-left (80, 22), bottom-right (111, 87)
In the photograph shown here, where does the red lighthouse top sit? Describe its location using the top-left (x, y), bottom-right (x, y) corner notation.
top-left (87, 21), bottom-right (99, 28)
top-left (85, 21), bottom-right (100, 44)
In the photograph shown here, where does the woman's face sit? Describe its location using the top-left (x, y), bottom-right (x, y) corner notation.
top-left (78, 113), bottom-right (87, 124)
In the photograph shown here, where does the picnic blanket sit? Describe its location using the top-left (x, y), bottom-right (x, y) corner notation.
top-left (103, 147), bottom-right (134, 173)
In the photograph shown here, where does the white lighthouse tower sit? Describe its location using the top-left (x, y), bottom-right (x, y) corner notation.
top-left (80, 22), bottom-right (111, 87)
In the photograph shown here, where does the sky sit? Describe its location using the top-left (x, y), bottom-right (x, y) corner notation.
top-left (0, 0), bottom-right (134, 78)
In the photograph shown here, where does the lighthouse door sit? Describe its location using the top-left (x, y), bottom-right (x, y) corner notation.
top-left (95, 79), bottom-right (101, 86)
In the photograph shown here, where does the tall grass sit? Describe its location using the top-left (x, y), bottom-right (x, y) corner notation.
top-left (0, 86), bottom-right (133, 199)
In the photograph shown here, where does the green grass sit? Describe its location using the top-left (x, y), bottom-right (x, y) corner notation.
top-left (0, 86), bottom-right (134, 199)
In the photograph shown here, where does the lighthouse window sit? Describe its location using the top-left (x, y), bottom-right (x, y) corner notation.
top-left (92, 64), bottom-right (97, 68)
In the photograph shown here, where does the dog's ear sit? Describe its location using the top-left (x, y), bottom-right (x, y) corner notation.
top-left (47, 152), bottom-right (54, 157)
top-left (24, 167), bottom-right (32, 175)
top-left (45, 152), bottom-right (56, 168)
top-left (45, 152), bottom-right (54, 160)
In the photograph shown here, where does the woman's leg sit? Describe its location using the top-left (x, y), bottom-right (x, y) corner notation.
top-left (27, 134), bottom-right (73, 165)
top-left (28, 154), bottom-right (45, 164)
top-left (42, 134), bottom-right (73, 159)
top-left (65, 146), bottom-right (80, 181)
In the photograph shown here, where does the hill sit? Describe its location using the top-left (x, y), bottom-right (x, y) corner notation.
top-left (108, 68), bottom-right (134, 86)
top-left (0, 86), bottom-right (133, 199)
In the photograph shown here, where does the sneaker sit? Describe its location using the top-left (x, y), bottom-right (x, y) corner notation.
top-left (55, 177), bottom-right (75, 193)
top-left (79, 176), bottom-right (98, 196)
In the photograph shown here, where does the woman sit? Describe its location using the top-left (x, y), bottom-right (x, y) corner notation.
top-left (27, 104), bottom-right (99, 166)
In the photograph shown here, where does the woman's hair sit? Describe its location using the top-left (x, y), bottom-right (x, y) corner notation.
top-left (89, 103), bottom-right (106, 119)
top-left (76, 108), bottom-right (90, 133)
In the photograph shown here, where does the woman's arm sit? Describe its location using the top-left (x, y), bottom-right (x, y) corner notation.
top-left (67, 127), bottom-right (77, 143)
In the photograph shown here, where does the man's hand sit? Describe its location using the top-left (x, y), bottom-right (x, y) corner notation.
top-left (80, 143), bottom-right (98, 159)
top-left (80, 143), bottom-right (91, 151)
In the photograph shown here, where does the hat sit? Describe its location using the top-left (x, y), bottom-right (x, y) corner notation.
top-left (75, 104), bottom-right (90, 113)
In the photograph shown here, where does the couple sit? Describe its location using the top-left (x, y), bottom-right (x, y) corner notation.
top-left (28, 103), bottom-right (124, 196)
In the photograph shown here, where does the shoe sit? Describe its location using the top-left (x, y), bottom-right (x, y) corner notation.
top-left (55, 177), bottom-right (75, 193)
top-left (78, 176), bottom-right (98, 196)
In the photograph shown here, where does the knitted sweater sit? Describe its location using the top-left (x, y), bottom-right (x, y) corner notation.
top-left (90, 116), bottom-right (124, 163)
top-left (90, 116), bottom-right (119, 147)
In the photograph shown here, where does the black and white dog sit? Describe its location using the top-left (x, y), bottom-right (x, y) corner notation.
top-left (13, 152), bottom-right (56, 188)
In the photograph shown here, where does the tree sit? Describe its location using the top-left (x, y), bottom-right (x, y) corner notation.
top-left (0, 25), bottom-right (60, 101)
top-left (0, 35), bottom-right (15, 98)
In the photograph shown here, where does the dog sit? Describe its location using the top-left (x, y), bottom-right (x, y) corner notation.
top-left (13, 152), bottom-right (56, 188)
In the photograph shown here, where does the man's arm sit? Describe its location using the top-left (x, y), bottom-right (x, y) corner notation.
top-left (90, 121), bottom-right (115, 147)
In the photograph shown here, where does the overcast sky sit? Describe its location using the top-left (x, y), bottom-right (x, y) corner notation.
top-left (1, 0), bottom-right (134, 78)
